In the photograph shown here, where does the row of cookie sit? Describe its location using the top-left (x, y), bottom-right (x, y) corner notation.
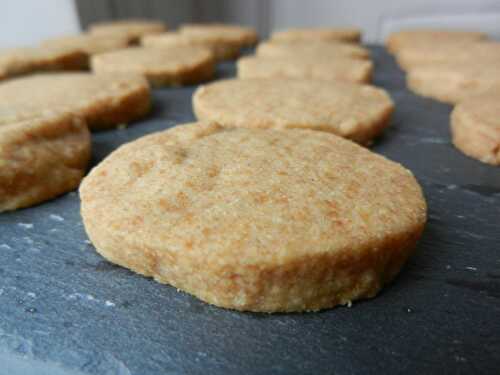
top-left (386, 29), bottom-right (500, 165)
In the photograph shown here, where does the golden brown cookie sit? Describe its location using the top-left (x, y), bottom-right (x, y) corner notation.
top-left (0, 46), bottom-right (87, 81)
top-left (89, 19), bottom-right (166, 44)
top-left (193, 79), bottom-right (393, 144)
top-left (91, 46), bottom-right (214, 87)
top-left (0, 73), bottom-right (151, 130)
top-left (406, 63), bottom-right (500, 104)
top-left (42, 34), bottom-right (131, 57)
top-left (395, 41), bottom-right (500, 71)
top-left (179, 23), bottom-right (258, 47)
top-left (271, 27), bottom-right (361, 43)
top-left (237, 55), bottom-right (373, 83)
top-left (0, 112), bottom-right (90, 212)
top-left (256, 40), bottom-right (370, 60)
top-left (451, 90), bottom-right (500, 165)
top-left (80, 122), bottom-right (427, 312)
top-left (386, 29), bottom-right (487, 54)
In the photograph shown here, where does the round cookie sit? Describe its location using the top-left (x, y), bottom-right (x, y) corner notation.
top-left (256, 40), bottom-right (370, 60)
top-left (237, 56), bottom-right (373, 83)
top-left (142, 32), bottom-right (242, 61)
top-left (193, 79), bottom-right (393, 144)
top-left (406, 63), bottom-right (500, 104)
top-left (271, 27), bottom-right (361, 43)
top-left (0, 112), bottom-right (90, 212)
top-left (396, 41), bottom-right (500, 71)
top-left (0, 73), bottom-right (151, 130)
top-left (80, 122), bottom-right (427, 312)
top-left (386, 29), bottom-right (487, 54)
top-left (0, 46), bottom-right (87, 81)
top-left (42, 34), bottom-right (131, 56)
top-left (89, 19), bottom-right (166, 44)
top-left (91, 46), bottom-right (215, 87)
top-left (179, 23), bottom-right (258, 47)
top-left (451, 90), bottom-right (500, 165)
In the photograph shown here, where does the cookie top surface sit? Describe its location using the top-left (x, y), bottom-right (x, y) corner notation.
top-left (179, 23), bottom-right (258, 45)
top-left (89, 19), bottom-right (166, 39)
top-left (271, 27), bottom-right (361, 43)
top-left (193, 79), bottom-right (393, 143)
top-left (454, 90), bottom-right (500, 130)
top-left (387, 29), bottom-right (487, 53)
top-left (256, 40), bottom-right (369, 59)
top-left (0, 73), bottom-right (149, 125)
top-left (408, 62), bottom-right (500, 84)
top-left (142, 31), bottom-right (241, 47)
top-left (91, 46), bottom-right (213, 74)
top-left (237, 56), bottom-right (373, 83)
top-left (42, 34), bottom-right (131, 55)
top-left (80, 122), bottom-right (426, 267)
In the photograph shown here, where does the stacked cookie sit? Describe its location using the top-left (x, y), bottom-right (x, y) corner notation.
top-left (387, 29), bottom-right (500, 164)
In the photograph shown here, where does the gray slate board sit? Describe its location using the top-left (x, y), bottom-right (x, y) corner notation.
top-left (0, 47), bottom-right (499, 375)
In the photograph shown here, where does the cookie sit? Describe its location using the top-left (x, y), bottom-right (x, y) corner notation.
top-left (0, 112), bottom-right (90, 212)
top-left (0, 73), bottom-right (151, 130)
top-left (237, 56), bottom-right (373, 83)
top-left (142, 32), bottom-right (241, 61)
top-left (91, 46), bottom-right (214, 87)
top-left (42, 34), bottom-right (131, 56)
top-left (271, 27), bottom-right (361, 43)
top-left (0, 46), bottom-right (87, 81)
top-left (179, 23), bottom-right (258, 47)
top-left (451, 90), bottom-right (500, 165)
top-left (193, 79), bottom-right (393, 144)
top-left (256, 40), bottom-right (370, 60)
top-left (80, 122), bottom-right (427, 312)
top-left (396, 41), bottom-right (500, 71)
top-left (89, 19), bottom-right (166, 44)
top-left (386, 29), bottom-right (487, 54)
top-left (406, 63), bottom-right (500, 104)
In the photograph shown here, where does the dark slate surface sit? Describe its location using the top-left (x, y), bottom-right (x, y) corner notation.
top-left (1, 46), bottom-right (499, 375)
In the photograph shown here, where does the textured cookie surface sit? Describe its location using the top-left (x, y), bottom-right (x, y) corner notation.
top-left (0, 46), bottom-right (87, 80)
top-left (271, 27), bottom-right (361, 43)
top-left (451, 90), bottom-right (500, 165)
top-left (89, 19), bottom-right (166, 43)
top-left (237, 56), bottom-right (373, 83)
top-left (179, 23), bottom-right (258, 47)
top-left (406, 63), bottom-right (500, 104)
top-left (80, 122), bottom-right (427, 312)
top-left (386, 29), bottom-right (487, 54)
top-left (91, 46), bottom-right (214, 87)
top-left (0, 113), bottom-right (90, 212)
top-left (396, 41), bottom-right (500, 70)
top-left (0, 73), bottom-right (151, 130)
top-left (42, 34), bottom-right (131, 56)
top-left (193, 79), bottom-right (393, 144)
top-left (256, 40), bottom-right (369, 60)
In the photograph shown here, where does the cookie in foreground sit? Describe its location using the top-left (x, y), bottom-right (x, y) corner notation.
top-left (80, 122), bottom-right (427, 312)
top-left (451, 90), bottom-right (500, 165)
top-left (0, 113), bottom-right (90, 212)
top-left (193, 78), bottom-right (393, 144)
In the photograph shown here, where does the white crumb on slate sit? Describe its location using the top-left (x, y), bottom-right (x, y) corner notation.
top-left (49, 214), bottom-right (64, 222)
top-left (447, 184), bottom-right (457, 190)
top-left (49, 228), bottom-right (58, 233)
top-left (84, 239), bottom-right (92, 245)
top-left (27, 292), bottom-right (36, 298)
top-left (465, 266), bottom-right (477, 271)
top-left (18, 223), bottom-right (33, 229)
top-left (0, 244), bottom-right (12, 250)
top-left (23, 236), bottom-right (34, 245)
top-left (105, 300), bottom-right (116, 307)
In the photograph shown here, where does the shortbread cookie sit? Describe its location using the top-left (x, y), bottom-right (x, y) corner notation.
top-left (271, 27), bottom-right (361, 43)
top-left (180, 23), bottom-right (258, 47)
top-left (451, 90), bottom-right (500, 165)
top-left (237, 56), bottom-right (373, 83)
top-left (396, 41), bottom-right (500, 70)
top-left (256, 40), bottom-right (370, 60)
top-left (80, 122), bottom-right (427, 312)
top-left (89, 19), bottom-right (166, 44)
top-left (142, 32), bottom-right (241, 61)
top-left (91, 46), bottom-right (214, 87)
top-left (386, 29), bottom-right (487, 54)
top-left (193, 79), bottom-right (393, 144)
top-left (42, 34), bottom-right (131, 56)
top-left (0, 112), bottom-right (90, 212)
top-left (406, 63), bottom-right (500, 104)
top-left (0, 46), bottom-right (87, 81)
top-left (0, 73), bottom-right (151, 130)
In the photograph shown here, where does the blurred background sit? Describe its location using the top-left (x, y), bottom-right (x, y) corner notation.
top-left (1, 0), bottom-right (500, 48)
